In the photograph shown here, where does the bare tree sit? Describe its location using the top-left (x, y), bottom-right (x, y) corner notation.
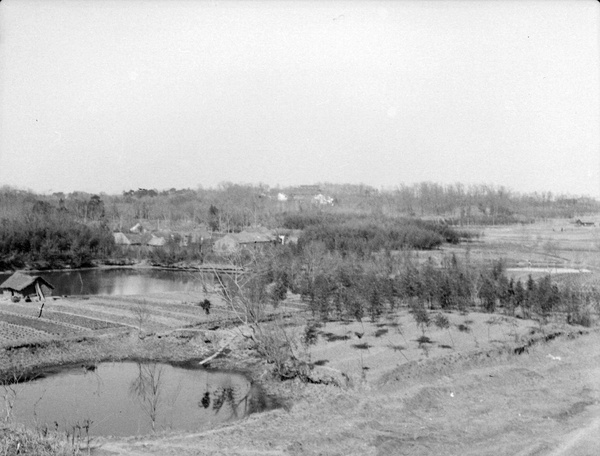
top-left (205, 248), bottom-right (307, 379)
top-left (133, 300), bottom-right (152, 335)
top-left (129, 362), bottom-right (164, 432)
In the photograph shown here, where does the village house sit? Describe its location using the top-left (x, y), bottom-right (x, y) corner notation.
top-left (0, 272), bottom-right (54, 301)
top-left (212, 230), bottom-right (276, 254)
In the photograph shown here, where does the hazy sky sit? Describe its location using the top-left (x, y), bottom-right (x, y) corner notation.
top-left (1, 0), bottom-right (598, 196)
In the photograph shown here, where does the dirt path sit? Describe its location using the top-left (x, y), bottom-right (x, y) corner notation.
top-left (92, 328), bottom-right (600, 456)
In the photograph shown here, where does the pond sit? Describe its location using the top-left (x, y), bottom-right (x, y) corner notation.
top-left (7, 362), bottom-right (277, 437)
top-left (0, 269), bottom-right (209, 296)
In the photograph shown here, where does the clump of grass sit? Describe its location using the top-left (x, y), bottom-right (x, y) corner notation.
top-left (387, 343), bottom-right (406, 352)
top-left (0, 423), bottom-right (83, 456)
top-left (321, 332), bottom-right (350, 342)
top-left (457, 323), bottom-right (471, 333)
top-left (374, 328), bottom-right (388, 338)
top-left (416, 335), bottom-right (432, 345)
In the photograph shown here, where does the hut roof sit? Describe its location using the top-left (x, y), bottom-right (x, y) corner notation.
top-left (113, 232), bottom-right (131, 245)
top-left (0, 272), bottom-right (54, 292)
top-left (148, 234), bottom-right (167, 246)
top-left (233, 231), bottom-right (274, 243)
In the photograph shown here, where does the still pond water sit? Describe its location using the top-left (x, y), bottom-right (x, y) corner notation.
top-left (11, 362), bottom-right (274, 436)
top-left (0, 269), bottom-right (208, 296)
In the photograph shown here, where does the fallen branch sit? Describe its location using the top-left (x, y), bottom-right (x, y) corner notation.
top-left (198, 335), bottom-right (238, 366)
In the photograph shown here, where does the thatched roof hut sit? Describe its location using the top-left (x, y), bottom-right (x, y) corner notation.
top-left (0, 272), bottom-right (54, 300)
top-left (113, 232), bottom-right (131, 245)
top-left (212, 231), bottom-right (275, 254)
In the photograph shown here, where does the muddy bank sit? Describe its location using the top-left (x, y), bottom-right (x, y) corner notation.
top-left (93, 327), bottom-right (600, 456)
top-left (0, 329), bottom-right (259, 384)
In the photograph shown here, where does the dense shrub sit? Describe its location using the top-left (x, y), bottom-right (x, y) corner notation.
top-left (0, 211), bottom-right (114, 269)
top-left (298, 220), bottom-right (445, 255)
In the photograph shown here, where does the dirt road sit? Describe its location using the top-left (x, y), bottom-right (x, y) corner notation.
top-left (93, 327), bottom-right (600, 456)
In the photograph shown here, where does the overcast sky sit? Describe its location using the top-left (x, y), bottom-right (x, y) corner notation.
top-left (1, 0), bottom-right (598, 196)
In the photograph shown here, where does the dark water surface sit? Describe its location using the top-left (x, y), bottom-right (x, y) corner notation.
top-left (0, 269), bottom-right (208, 296)
top-left (10, 362), bottom-right (273, 436)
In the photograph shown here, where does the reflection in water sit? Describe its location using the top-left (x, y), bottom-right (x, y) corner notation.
top-left (129, 363), bottom-right (165, 432)
top-left (202, 376), bottom-right (254, 420)
top-left (10, 362), bottom-right (280, 437)
top-left (0, 269), bottom-right (211, 296)
top-left (127, 362), bottom-right (258, 431)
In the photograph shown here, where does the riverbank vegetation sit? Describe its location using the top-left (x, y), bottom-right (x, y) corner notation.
top-left (1, 184), bottom-right (600, 454)
top-left (2, 181), bottom-right (599, 271)
top-left (0, 191), bottom-right (114, 270)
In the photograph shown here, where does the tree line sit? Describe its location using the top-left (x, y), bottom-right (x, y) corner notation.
top-left (246, 246), bottom-right (598, 327)
top-left (3, 182), bottom-right (597, 236)
top-left (0, 195), bottom-right (114, 269)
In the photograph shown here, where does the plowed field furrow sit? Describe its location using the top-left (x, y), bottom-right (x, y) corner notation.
top-left (45, 312), bottom-right (124, 330)
top-left (64, 297), bottom-right (211, 317)
top-left (69, 305), bottom-right (188, 328)
top-left (58, 298), bottom-right (221, 323)
top-left (58, 302), bottom-right (231, 329)
top-left (0, 321), bottom-right (50, 342)
top-left (1, 306), bottom-right (100, 330)
top-left (4, 303), bottom-right (129, 330)
top-left (103, 300), bottom-right (222, 317)
top-left (42, 304), bottom-right (146, 328)
top-left (0, 310), bottom-right (83, 336)
top-left (53, 300), bottom-right (186, 322)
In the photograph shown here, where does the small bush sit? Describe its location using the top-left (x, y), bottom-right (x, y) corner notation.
top-left (302, 321), bottom-right (321, 347)
top-left (0, 424), bottom-right (82, 456)
top-left (457, 323), bottom-right (471, 333)
top-left (199, 299), bottom-right (211, 315)
top-left (567, 311), bottom-right (593, 327)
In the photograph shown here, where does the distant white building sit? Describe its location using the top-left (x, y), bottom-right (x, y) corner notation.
top-left (314, 194), bottom-right (334, 205)
top-left (129, 223), bottom-right (146, 233)
top-left (277, 193), bottom-right (288, 202)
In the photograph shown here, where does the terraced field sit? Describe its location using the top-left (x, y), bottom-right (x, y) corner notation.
top-left (0, 290), bottom-right (306, 348)
top-left (0, 320), bottom-right (50, 344)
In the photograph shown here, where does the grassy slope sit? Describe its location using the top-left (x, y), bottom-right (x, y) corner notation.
top-left (95, 327), bottom-right (600, 456)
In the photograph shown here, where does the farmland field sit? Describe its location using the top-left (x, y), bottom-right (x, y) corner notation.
top-left (1, 219), bottom-right (600, 455)
top-left (0, 321), bottom-right (50, 345)
top-left (422, 219), bottom-right (600, 280)
top-left (0, 288), bottom-right (306, 348)
top-left (0, 220), bottom-right (598, 346)
top-left (0, 310), bottom-right (82, 337)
